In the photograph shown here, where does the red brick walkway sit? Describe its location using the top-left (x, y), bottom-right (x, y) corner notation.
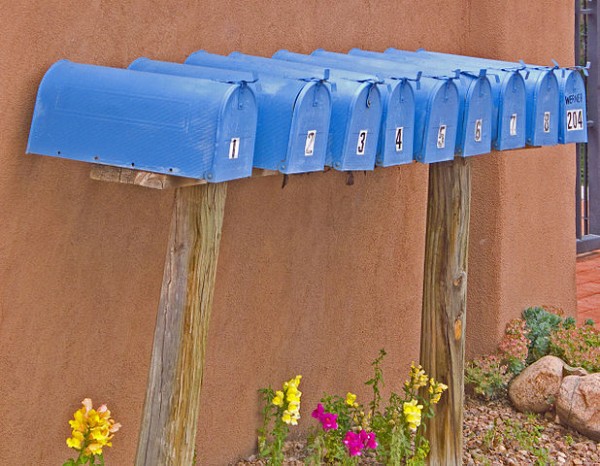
top-left (576, 252), bottom-right (600, 325)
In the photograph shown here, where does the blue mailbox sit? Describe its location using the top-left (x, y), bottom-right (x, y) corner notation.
top-left (348, 49), bottom-right (493, 157)
top-left (186, 51), bottom-right (383, 171)
top-left (27, 60), bottom-right (258, 182)
top-left (555, 68), bottom-right (587, 144)
top-left (271, 50), bottom-right (415, 167)
top-left (129, 58), bottom-right (331, 175)
top-left (276, 50), bottom-right (460, 163)
top-left (368, 48), bottom-right (526, 151)
top-left (395, 49), bottom-right (562, 147)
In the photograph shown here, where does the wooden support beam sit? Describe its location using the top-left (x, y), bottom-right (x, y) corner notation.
top-left (135, 183), bottom-right (227, 465)
top-left (90, 164), bottom-right (278, 189)
top-left (420, 157), bottom-right (471, 465)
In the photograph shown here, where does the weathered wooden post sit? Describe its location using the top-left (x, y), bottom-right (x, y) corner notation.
top-left (135, 183), bottom-right (227, 466)
top-left (420, 157), bottom-right (471, 465)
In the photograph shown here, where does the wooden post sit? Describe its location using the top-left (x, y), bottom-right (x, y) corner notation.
top-left (135, 183), bottom-right (227, 465)
top-left (420, 157), bottom-right (471, 465)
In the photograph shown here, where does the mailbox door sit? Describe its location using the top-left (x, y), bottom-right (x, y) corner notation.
top-left (527, 70), bottom-right (559, 146)
top-left (460, 75), bottom-right (493, 157)
top-left (284, 81), bottom-right (332, 173)
top-left (495, 72), bottom-right (527, 150)
top-left (209, 84), bottom-right (258, 182)
top-left (558, 70), bottom-right (587, 144)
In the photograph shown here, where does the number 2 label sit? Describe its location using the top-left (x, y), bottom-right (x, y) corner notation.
top-left (357, 130), bottom-right (368, 155)
top-left (228, 137), bottom-right (240, 159)
top-left (305, 130), bottom-right (316, 156)
top-left (567, 109), bottom-right (584, 131)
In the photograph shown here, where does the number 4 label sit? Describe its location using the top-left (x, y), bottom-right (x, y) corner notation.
top-left (356, 130), bottom-right (368, 155)
top-left (395, 127), bottom-right (404, 152)
top-left (567, 109), bottom-right (584, 131)
top-left (228, 137), bottom-right (240, 159)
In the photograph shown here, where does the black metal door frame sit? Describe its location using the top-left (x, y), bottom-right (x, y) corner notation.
top-left (576, 0), bottom-right (600, 253)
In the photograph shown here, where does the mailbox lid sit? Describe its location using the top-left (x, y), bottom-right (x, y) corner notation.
top-left (27, 60), bottom-right (256, 181)
top-left (495, 72), bottom-right (527, 150)
top-left (272, 50), bottom-right (415, 166)
top-left (284, 81), bottom-right (332, 173)
top-left (526, 70), bottom-right (559, 146)
top-left (557, 69), bottom-right (587, 144)
top-left (459, 74), bottom-right (493, 157)
top-left (420, 80), bottom-right (460, 163)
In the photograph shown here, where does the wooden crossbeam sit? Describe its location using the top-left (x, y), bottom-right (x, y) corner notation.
top-left (90, 164), bottom-right (278, 190)
top-left (420, 157), bottom-right (471, 465)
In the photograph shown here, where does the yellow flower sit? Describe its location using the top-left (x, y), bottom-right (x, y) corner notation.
top-left (345, 392), bottom-right (357, 406)
top-left (283, 375), bottom-right (302, 391)
top-left (66, 430), bottom-right (84, 450)
top-left (406, 363), bottom-right (429, 391)
top-left (272, 390), bottom-right (284, 407)
top-left (282, 410), bottom-right (300, 425)
top-left (403, 399), bottom-right (423, 431)
top-left (428, 379), bottom-right (448, 404)
top-left (65, 398), bottom-right (120, 457)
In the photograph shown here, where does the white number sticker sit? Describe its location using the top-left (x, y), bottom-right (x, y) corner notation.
top-left (567, 109), bottom-right (584, 131)
top-left (228, 137), bottom-right (240, 159)
top-left (356, 130), bottom-right (368, 155)
top-left (305, 130), bottom-right (316, 156)
top-left (395, 127), bottom-right (404, 152)
top-left (510, 113), bottom-right (518, 136)
top-left (437, 125), bottom-right (447, 149)
top-left (543, 112), bottom-right (551, 133)
top-left (474, 119), bottom-right (483, 142)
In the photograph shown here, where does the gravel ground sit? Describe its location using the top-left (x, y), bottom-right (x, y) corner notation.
top-left (236, 396), bottom-right (600, 465)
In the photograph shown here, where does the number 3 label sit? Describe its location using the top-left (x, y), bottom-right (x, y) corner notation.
top-left (356, 130), bottom-right (368, 155)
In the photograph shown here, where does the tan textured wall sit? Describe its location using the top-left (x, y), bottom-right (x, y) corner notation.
top-left (0, 0), bottom-right (575, 464)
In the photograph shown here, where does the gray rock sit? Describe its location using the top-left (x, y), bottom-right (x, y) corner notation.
top-left (557, 373), bottom-right (600, 441)
top-left (508, 355), bottom-right (565, 413)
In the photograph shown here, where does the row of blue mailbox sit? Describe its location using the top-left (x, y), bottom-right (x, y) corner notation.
top-left (27, 49), bottom-right (588, 183)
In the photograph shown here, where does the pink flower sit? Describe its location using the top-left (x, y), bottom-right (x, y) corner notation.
top-left (320, 412), bottom-right (338, 431)
top-left (343, 431), bottom-right (363, 456)
top-left (360, 430), bottom-right (378, 449)
top-left (311, 403), bottom-right (325, 420)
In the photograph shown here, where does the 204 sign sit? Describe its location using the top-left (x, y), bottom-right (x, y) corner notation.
top-left (567, 109), bottom-right (584, 132)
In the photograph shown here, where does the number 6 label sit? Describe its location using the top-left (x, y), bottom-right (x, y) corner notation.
top-left (356, 130), bottom-right (368, 155)
top-left (474, 119), bottom-right (483, 143)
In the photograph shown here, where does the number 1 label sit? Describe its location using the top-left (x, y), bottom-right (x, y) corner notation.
top-left (356, 130), bottom-right (368, 155)
top-left (395, 127), bottom-right (404, 152)
top-left (228, 137), bottom-right (240, 159)
top-left (305, 130), bottom-right (316, 156)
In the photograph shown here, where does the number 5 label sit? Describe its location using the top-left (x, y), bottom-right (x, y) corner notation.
top-left (356, 130), bottom-right (368, 155)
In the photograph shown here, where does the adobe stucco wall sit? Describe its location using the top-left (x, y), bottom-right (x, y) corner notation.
top-left (0, 1), bottom-right (575, 464)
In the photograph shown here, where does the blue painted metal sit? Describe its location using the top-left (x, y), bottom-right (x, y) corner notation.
top-left (352, 49), bottom-right (526, 151)
top-left (387, 49), bottom-right (564, 147)
top-left (186, 51), bottom-right (383, 171)
top-left (129, 58), bottom-right (332, 174)
top-left (27, 60), bottom-right (258, 182)
top-left (555, 68), bottom-right (588, 144)
top-left (273, 50), bottom-right (460, 163)
top-left (271, 50), bottom-right (415, 167)
top-left (347, 49), bottom-right (493, 157)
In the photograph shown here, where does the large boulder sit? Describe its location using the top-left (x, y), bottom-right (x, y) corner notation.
top-left (508, 355), bottom-right (565, 413)
top-left (557, 373), bottom-right (600, 441)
